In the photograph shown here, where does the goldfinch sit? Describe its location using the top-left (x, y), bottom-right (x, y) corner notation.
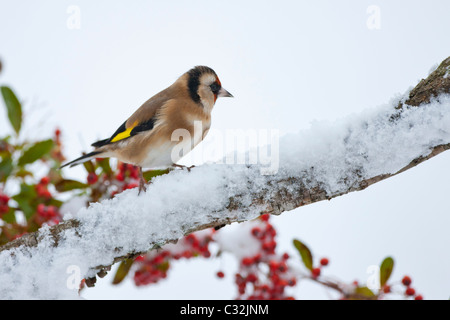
top-left (61, 66), bottom-right (233, 193)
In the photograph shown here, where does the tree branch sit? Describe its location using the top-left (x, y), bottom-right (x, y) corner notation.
top-left (1, 56), bottom-right (450, 299)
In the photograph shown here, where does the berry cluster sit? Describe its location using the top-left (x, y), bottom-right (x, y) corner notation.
top-left (310, 257), bottom-right (329, 279)
top-left (401, 275), bottom-right (423, 300)
top-left (381, 275), bottom-right (422, 300)
top-left (133, 231), bottom-right (213, 286)
top-left (134, 251), bottom-right (170, 285)
top-left (35, 176), bottom-right (52, 199)
top-left (218, 214), bottom-right (297, 300)
top-left (85, 161), bottom-right (144, 201)
top-left (116, 163), bottom-right (139, 184)
top-left (36, 203), bottom-right (60, 225)
top-left (110, 162), bottom-right (140, 195)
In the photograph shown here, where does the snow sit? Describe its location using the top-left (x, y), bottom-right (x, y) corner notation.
top-left (1, 91), bottom-right (450, 299)
top-left (279, 94), bottom-right (450, 194)
top-left (444, 66), bottom-right (450, 79)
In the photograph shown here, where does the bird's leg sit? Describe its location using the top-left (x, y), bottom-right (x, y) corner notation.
top-left (172, 164), bottom-right (196, 172)
top-left (138, 166), bottom-right (147, 195)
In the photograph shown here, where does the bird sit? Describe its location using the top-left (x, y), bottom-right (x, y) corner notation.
top-left (60, 66), bottom-right (233, 194)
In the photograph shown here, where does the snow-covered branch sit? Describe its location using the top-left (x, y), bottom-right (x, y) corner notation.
top-left (1, 57), bottom-right (450, 299)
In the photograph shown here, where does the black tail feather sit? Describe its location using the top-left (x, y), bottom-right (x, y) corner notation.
top-left (91, 138), bottom-right (110, 148)
top-left (60, 151), bottom-right (102, 169)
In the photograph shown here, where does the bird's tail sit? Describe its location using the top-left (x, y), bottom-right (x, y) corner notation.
top-left (60, 151), bottom-right (103, 169)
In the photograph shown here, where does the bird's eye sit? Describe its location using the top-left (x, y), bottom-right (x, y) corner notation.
top-left (210, 82), bottom-right (221, 94)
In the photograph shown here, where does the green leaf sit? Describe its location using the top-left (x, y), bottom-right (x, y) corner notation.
top-left (293, 239), bottom-right (313, 271)
top-left (1, 86), bottom-right (22, 135)
top-left (54, 179), bottom-right (88, 192)
top-left (83, 160), bottom-right (96, 174)
top-left (112, 259), bottom-right (134, 285)
top-left (379, 256), bottom-right (394, 287)
top-left (18, 139), bottom-right (54, 166)
top-left (354, 286), bottom-right (376, 299)
top-left (1, 207), bottom-right (16, 223)
top-left (14, 168), bottom-right (33, 178)
top-left (12, 183), bottom-right (37, 219)
top-left (143, 169), bottom-right (169, 181)
top-left (0, 157), bottom-right (13, 182)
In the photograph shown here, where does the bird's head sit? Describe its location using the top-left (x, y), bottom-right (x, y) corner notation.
top-left (184, 66), bottom-right (233, 111)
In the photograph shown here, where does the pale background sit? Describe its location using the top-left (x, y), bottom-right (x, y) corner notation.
top-left (0, 0), bottom-right (449, 299)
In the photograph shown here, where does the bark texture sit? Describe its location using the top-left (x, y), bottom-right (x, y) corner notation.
top-left (1, 56), bottom-right (450, 287)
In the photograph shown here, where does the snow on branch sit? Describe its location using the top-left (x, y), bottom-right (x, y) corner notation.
top-left (1, 57), bottom-right (450, 299)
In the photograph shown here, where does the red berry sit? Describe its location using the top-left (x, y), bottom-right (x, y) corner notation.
top-left (35, 184), bottom-right (52, 199)
top-left (134, 255), bottom-right (145, 262)
top-left (270, 273), bottom-right (280, 284)
top-left (116, 172), bottom-right (124, 181)
top-left (185, 233), bottom-right (197, 244)
top-left (260, 214), bottom-right (270, 222)
top-left (287, 278), bottom-right (297, 286)
top-left (152, 255), bottom-right (164, 265)
top-left (402, 276), bottom-right (412, 286)
top-left (405, 287), bottom-right (415, 296)
top-left (251, 227), bottom-right (263, 238)
top-left (202, 250), bottom-right (211, 258)
top-left (37, 203), bottom-right (46, 216)
top-left (252, 253), bottom-right (261, 263)
top-left (130, 166), bottom-right (139, 179)
top-left (0, 194), bottom-right (9, 203)
top-left (216, 271), bottom-right (225, 278)
top-left (265, 224), bottom-right (276, 237)
top-left (47, 206), bottom-right (56, 218)
top-left (242, 257), bottom-right (254, 266)
top-left (311, 267), bottom-right (321, 278)
top-left (320, 258), bottom-right (329, 266)
top-left (277, 279), bottom-right (288, 288)
top-left (39, 176), bottom-right (50, 185)
top-left (42, 190), bottom-right (52, 199)
top-left (383, 285), bottom-right (391, 294)
top-left (260, 284), bottom-right (270, 292)
top-left (414, 294), bottom-right (423, 300)
top-left (246, 273), bottom-right (258, 283)
top-left (269, 260), bottom-right (279, 271)
top-left (262, 240), bottom-right (276, 253)
top-left (87, 172), bottom-right (98, 185)
top-left (277, 261), bottom-right (287, 273)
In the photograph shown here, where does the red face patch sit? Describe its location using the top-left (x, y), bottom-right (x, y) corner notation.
top-left (213, 77), bottom-right (222, 102)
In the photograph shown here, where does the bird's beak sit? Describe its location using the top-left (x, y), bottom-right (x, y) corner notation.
top-left (218, 87), bottom-right (233, 98)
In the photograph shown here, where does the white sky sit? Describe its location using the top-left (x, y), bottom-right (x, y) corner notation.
top-left (1, 0), bottom-right (449, 299)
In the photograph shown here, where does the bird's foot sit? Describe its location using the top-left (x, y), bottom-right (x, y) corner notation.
top-left (138, 167), bottom-right (147, 195)
top-left (138, 179), bottom-right (147, 195)
top-left (172, 164), bottom-right (196, 172)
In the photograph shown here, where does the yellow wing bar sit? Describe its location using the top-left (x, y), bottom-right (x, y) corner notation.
top-left (110, 121), bottom-right (138, 143)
